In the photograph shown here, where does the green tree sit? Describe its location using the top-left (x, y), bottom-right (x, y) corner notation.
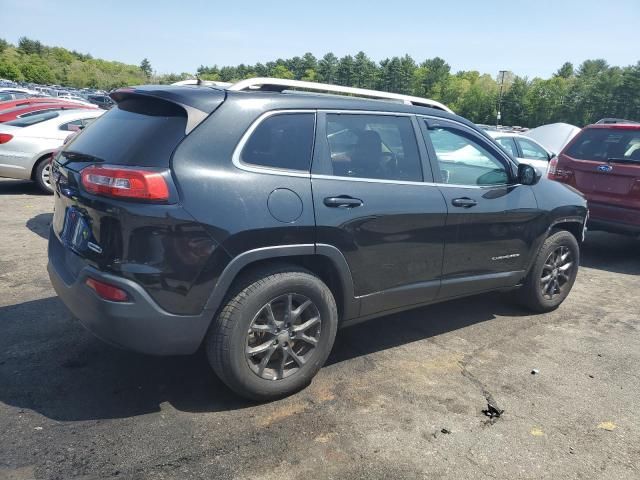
top-left (555, 62), bottom-right (574, 79)
top-left (317, 53), bottom-right (338, 83)
top-left (139, 58), bottom-right (152, 78)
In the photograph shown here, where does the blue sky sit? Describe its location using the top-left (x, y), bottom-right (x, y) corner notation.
top-left (2, 0), bottom-right (639, 78)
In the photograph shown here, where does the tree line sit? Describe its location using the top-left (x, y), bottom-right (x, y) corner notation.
top-left (1, 37), bottom-right (638, 127)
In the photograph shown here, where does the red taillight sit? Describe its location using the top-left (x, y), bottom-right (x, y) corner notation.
top-left (547, 156), bottom-right (573, 181)
top-left (0, 133), bottom-right (13, 144)
top-left (81, 165), bottom-right (169, 201)
top-left (85, 277), bottom-right (129, 302)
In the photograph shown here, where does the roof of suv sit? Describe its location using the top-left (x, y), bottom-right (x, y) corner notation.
top-left (111, 83), bottom-right (468, 130)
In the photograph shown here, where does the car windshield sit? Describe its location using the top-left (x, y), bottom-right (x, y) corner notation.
top-left (5, 111), bottom-right (60, 127)
top-left (565, 128), bottom-right (640, 163)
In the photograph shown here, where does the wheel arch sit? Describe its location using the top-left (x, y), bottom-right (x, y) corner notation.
top-left (30, 150), bottom-right (55, 180)
top-left (203, 244), bottom-right (359, 323)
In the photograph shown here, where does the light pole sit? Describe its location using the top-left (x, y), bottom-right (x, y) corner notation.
top-left (497, 70), bottom-right (507, 128)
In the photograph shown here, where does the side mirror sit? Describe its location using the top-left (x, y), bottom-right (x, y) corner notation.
top-left (518, 163), bottom-right (540, 185)
top-left (547, 152), bottom-right (556, 161)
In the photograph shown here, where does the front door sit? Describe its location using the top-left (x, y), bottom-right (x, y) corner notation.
top-left (419, 118), bottom-right (541, 298)
top-left (311, 112), bottom-right (448, 318)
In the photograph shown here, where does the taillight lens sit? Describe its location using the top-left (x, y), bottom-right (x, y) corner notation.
top-left (85, 277), bottom-right (129, 302)
top-left (0, 133), bottom-right (13, 144)
top-left (81, 165), bottom-right (169, 201)
top-left (547, 156), bottom-right (573, 181)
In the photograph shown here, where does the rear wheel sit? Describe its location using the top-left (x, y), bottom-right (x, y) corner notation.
top-left (34, 156), bottom-right (54, 194)
top-left (206, 266), bottom-right (338, 401)
top-left (517, 230), bottom-right (579, 312)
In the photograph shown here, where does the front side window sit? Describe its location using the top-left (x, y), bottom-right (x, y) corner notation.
top-left (425, 123), bottom-right (510, 186)
top-left (241, 113), bottom-right (315, 171)
top-left (517, 138), bottom-right (549, 160)
top-left (324, 114), bottom-right (422, 181)
top-left (495, 136), bottom-right (517, 157)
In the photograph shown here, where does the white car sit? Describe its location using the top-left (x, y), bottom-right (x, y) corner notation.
top-left (486, 130), bottom-right (554, 172)
top-left (0, 109), bottom-right (104, 192)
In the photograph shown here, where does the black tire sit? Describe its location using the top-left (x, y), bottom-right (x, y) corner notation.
top-left (34, 156), bottom-right (54, 194)
top-left (516, 230), bottom-right (580, 313)
top-left (206, 265), bottom-right (338, 401)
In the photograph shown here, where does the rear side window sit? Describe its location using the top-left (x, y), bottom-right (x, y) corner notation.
top-left (64, 97), bottom-right (187, 167)
top-left (241, 113), bottom-right (315, 171)
top-left (324, 114), bottom-right (422, 181)
top-left (565, 128), bottom-right (640, 162)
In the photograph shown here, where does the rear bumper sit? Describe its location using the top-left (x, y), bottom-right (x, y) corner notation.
top-left (588, 202), bottom-right (640, 235)
top-left (48, 231), bottom-right (213, 355)
top-left (588, 218), bottom-right (640, 236)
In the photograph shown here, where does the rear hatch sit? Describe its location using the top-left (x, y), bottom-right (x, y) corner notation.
top-left (50, 86), bottom-right (225, 308)
top-left (557, 125), bottom-right (640, 217)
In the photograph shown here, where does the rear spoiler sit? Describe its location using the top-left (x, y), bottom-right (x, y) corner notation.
top-left (110, 85), bottom-right (226, 134)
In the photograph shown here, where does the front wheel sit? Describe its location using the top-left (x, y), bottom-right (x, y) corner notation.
top-left (516, 230), bottom-right (580, 312)
top-left (206, 266), bottom-right (338, 401)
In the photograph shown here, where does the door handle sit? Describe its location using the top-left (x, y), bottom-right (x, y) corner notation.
top-left (451, 197), bottom-right (477, 208)
top-left (323, 196), bottom-right (363, 208)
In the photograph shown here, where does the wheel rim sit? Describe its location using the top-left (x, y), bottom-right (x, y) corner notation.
top-left (540, 246), bottom-right (574, 300)
top-left (41, 162), bottom-right (52, 187)
top-left (245, 293), bottom-right (321, 381)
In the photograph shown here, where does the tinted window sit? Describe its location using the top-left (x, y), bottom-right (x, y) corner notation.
top-left (495, 136), bottom-right (517, 157)
top-left (425, 123), bottom-right (509, 186)
top-left (517, 138), bottom-right (549, 160)
top-left (5, 111), bottom-right (60, 127)
top-left (63, 97), bottom-right (186, 167)
top-left (60, 119), bottom-right (84, 131)
top-left (241, 113), bottom-right (315, 171)
top-left (325, 114), bottom-right (422, 181)
top-left (565, 128), bottom-right (640, 162)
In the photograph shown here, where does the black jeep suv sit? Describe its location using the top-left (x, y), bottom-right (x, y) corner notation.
top-left (48, 79), bottom-right (587, 400)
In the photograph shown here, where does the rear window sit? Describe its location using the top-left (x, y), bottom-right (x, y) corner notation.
top-left (5, 111), bottom-right (60, 127)
top-left (63, 97), bottom-right (187, 167)
top-left (565, 128), bottom-right (640, 162)
top-left (241, 113), bottom-right (315, 171)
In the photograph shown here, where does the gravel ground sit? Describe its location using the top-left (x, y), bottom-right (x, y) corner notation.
top-left (0, 178), bottom-right (639, 480)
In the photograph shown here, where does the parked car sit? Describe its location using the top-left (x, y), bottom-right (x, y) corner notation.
top-left (487, 131), bottom-right (555, 172)
top-left (549, 120), bottom-right (640, 236)
top-left (86, 94), bottom-right (114, 110)
top-left (524, 122), bottom-right (581, 157)
top-left (0, 101), bottom-right (97, 123)
top-left (0, 109), bottom-right (104, 193)
top-left (0, 97), bottom-right (64, 111)
top-left (47, 79), bottom-right (587, 400)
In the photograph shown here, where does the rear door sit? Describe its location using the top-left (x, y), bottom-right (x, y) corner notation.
top-left (561, 126), bottom-right (640, 217)
top-left (419, 118), bottom-right (540, 298)
top-left (311, 111), bottom-right (447, 318)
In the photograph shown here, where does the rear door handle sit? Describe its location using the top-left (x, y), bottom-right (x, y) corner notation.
top-left (323, 196), bottom-right (363, 208)
top-left (451, 197), bottom-right (477, 208)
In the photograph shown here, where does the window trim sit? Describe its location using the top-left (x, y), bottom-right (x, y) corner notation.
top-left (418, 116), bottom-right (518, 188)
top-left (317, 110), bottom-right (426, 183)
top-left (231, 109), bottom-right (317, 178)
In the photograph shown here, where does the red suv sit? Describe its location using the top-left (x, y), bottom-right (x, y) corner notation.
top-left (549, 120), bottom-right (640, 236)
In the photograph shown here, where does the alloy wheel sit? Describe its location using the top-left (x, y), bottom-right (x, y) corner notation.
top-left (41, 161), bottom-right (52, 188)
top-left (245, 293), bottom-right (321, 381)
top-left (540, 246), bottom-right (574, 299)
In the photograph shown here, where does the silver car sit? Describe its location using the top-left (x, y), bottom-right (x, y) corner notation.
top-left (0, 109), bottom-right (104, 192)
top-left (487, 130), bottom-right (555, 173)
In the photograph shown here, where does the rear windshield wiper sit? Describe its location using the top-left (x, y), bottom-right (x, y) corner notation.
top-left (607, 157), bottom-right (640, 164)
top-left (59, 151), bottom-right (105, 165)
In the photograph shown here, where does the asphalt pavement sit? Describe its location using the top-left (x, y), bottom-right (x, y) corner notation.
top-left (1, 178), bottom-right (638, 480)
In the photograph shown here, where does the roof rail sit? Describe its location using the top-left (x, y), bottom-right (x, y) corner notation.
top-left (227, 77), bottom-right (453, 113)
top-left (595, 118), bottom-right (640, 125)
